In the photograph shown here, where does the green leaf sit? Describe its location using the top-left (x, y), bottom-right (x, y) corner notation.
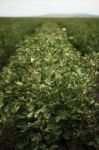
top-left (0, 92), bottom-right (4, 109)
top-left (56, 111), bottom-right (66, 122)
top-left (34, 106), bottom-right (46, 118)
top-left (27, 112), bottom-right (33, 119)
top-left (95, 137), bottom-right (99, 144)
top-left (88, 141), bottom-right (95, 146)
top-left (15, 81), bottom-right (23, 86)
top-left (45, 77), bottom-right (52, 86)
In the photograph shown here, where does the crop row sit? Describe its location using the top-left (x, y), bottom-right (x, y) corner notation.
top-left (56, 18), bottom-right (99, 55)
top-left (0, 18), bottom-right (43, 70)
top-left (0, 18), bottom-right (99, 71)
top-left (0, 23), bottom-right (99, 150)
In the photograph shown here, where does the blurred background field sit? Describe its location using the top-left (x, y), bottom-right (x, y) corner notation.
top-left (0, 18), bottom-right (99, 70)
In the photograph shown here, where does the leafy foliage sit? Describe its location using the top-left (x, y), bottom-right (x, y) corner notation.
top-left (0, 18), bottom-right (43, 69)
top-left (0, 22), bottom-right (99, 150)
top-left (56, 18), bottom-right (99, 55)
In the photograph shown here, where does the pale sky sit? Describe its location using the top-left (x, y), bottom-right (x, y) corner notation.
top-left (0, 0), bottom-right (99, 16)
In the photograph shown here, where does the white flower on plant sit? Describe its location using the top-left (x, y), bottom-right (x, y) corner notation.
top-left (69, 36), bottom-right (74, 40)
top-left (62, 28), bottom-right (66, 31)
top-left (31, 58), bottom-right (35, 62)
top-left (90, 59), bottom-right (96, 66)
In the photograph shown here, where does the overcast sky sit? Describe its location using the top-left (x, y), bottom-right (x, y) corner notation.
top-left (0, 0), bottom-right (99, 16)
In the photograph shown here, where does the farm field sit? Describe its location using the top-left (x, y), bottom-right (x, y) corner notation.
top-left (0, 18), bottom-right (99, 150)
